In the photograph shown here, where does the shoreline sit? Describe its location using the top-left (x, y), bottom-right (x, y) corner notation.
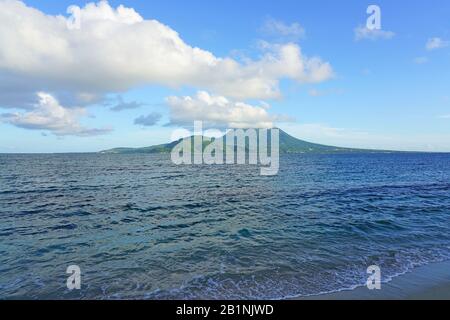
top-left (291, 260), bottom-right (450, 300)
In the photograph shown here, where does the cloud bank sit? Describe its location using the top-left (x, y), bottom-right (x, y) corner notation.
top-left (0, 92), bottom-right (111, 136)
top-left (166, 91), bottom-right (291, 128)
top-left (0, 0), bottom-right (333, 108)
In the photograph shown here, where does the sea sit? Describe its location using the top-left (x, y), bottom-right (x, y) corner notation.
top-left (0, 152), bottom-right (449, 299)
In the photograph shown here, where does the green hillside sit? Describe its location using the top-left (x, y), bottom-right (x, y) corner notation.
top-left (99, 128), bottom-right (381, 154)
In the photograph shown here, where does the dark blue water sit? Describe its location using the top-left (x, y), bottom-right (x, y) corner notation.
top-left (0, 153), bottom-right (449, 299)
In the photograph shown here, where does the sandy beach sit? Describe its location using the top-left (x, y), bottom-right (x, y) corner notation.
top-left (293, 260), bottom-right (450, 300)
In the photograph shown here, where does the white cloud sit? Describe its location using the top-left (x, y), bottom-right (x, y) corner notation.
top-left (438, 114), bottom-right (450, 119)
top-left (166, 91), bottom-right (292, 128)
top-left (0, 0), bottom-right (333, 107)
top-left (354, 25), bottom-right (395, 41)
top-left (0, 92), bottom-right (111, 136)
top-left (426, 37), bottom-right (449, 51)
top-left (261, 18), bottom-right (305, 41)
top-left (413, 57), bottom-right (428, 64)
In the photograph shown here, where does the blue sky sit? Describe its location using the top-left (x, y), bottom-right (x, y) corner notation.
top-left (0, 0), bottom-right (449, 152)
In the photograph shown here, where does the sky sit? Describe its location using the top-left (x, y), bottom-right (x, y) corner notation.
top-left (0, 0), bottom-right (449, 153)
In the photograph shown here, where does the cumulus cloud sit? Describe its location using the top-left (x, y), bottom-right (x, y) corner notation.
top-left (134, 112), bottom-right (162, 126)
top-left (261, 18), bottom-right (305, 41)
top-left (0, 92), bottom-right (111, 136)
top-left (166, 91), bottom-right (292, 128)
top-left (0, 0), bottom-right (333, 107)
top-left (354, 25), bottom-right (395, 41)
top-left (426, 37), bottom-right (449, 51)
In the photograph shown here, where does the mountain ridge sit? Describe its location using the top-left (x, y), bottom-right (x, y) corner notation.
top-left (99, 128), bottom-right (390, 154)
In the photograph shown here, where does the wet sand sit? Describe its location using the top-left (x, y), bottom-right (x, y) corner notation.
top-left (293, 260), bottom-right (450, 300)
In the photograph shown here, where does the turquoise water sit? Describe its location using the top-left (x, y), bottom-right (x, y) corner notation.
top-left (0, 153), bottom-right (449, 299)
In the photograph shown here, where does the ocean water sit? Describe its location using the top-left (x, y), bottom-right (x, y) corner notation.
top-left (0, 153), bottom-right (449, 299)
